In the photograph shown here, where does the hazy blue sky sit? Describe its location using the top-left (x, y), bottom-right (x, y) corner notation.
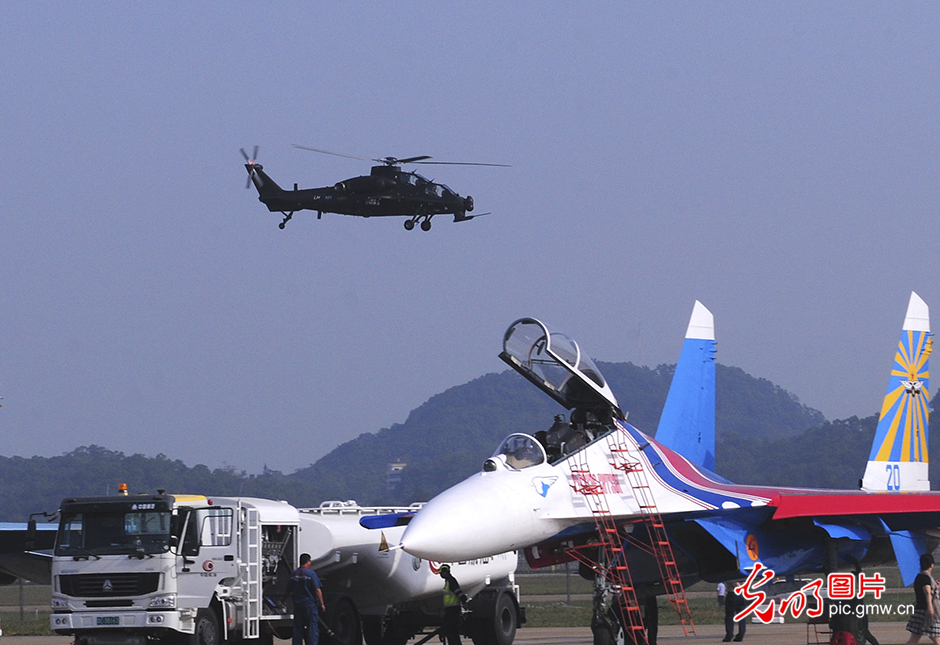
top-left (2, 4), bottom-right (938, 473)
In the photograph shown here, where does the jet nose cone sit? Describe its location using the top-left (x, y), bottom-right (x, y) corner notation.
top-left (401, 473), bottom-right (535, 562)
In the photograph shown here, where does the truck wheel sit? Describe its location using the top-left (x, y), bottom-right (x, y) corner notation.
top-left (361, 618), bottom-right (382, 645)
top-left (361, 617), bottom-right (410, 645)
top-left (185, 609), bottom-right (220, 645)
top-left (487, 592), bottom-right (517, 645)
top-left (324, 597), bottom-right (362, 645)
top-left (273, 626), bottom-right (294, 641)
top-left (382, 618), bottom-right (410, 645)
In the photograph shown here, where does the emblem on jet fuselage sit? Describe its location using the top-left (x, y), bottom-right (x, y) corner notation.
top-left (532, 476), bottom-right (558, 498)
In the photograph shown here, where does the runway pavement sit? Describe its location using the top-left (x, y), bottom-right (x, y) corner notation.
top-left (514, 622), bottom-right (908, 645)
top-left (0, 622), bottom-right (912, 645)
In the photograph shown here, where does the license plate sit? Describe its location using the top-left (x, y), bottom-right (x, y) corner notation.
top-left (96, 617), bottom-right (120, 626)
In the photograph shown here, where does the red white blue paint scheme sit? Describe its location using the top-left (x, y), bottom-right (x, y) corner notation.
top-left (392, 294), bottom-right (939, 597)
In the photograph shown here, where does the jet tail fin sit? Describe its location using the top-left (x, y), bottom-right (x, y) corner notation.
top-left (861, 292), bottom-right (932, 491)
top-left (654, 301), bottom-right (717, 471)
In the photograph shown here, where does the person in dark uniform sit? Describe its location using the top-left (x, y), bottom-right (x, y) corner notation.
top-left (440, 564), bottom-right (469, 645)
top-left (905, 554), bottom-right (940, 645)
top-left (723, 587), bottom-right (746, 642)
top-left (291, 553), bottom-right (326, 645)
top-left (644, 595), bottom-right (659, 645)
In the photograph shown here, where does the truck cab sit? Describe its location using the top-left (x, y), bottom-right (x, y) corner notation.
top-left (50, 493), bottom-right (298, 645)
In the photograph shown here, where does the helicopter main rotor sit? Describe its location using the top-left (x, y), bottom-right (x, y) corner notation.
top-left (292, 144), bottom-right (509, 168)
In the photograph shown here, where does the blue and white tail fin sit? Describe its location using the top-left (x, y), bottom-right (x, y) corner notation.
top-left (654, 301), bottom-right (717, 471)
top-left (861, 292), bottom-right (932, 491)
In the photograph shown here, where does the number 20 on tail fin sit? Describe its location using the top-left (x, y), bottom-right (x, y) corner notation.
top-left (861, 292), bottom-right (932, 492)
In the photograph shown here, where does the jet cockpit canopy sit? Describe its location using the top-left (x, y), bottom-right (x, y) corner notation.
top-left (491, 433), bottom-right (546, 470)
top-left (499, 317), bottom-right (622, 419)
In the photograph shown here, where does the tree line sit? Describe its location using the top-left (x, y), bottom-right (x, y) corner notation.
top-left (0, 362), bottom-right (931, 523)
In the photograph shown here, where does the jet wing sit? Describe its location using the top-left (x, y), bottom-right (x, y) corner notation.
top-left (767, 491), bottom-right (940, 525)
top-left (0, 522), bottom-right (57, 585)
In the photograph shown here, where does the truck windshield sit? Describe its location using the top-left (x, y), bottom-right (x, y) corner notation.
top-left (56, 510), bottom-right (172, 556)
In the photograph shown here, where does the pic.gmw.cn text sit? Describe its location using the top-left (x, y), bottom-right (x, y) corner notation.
top-left (733, 563), bottom-right (911, 623)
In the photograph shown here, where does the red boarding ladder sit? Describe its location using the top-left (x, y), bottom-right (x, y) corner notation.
top-left (607, 421), bottom-right (696, 636)
top-left (568, 439), bottom-right (648, 645)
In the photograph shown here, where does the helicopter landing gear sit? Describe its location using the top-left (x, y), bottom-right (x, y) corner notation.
top-left (279, 212), bottom-right (294, 229)
top-left (404, 215), bottom-right (432, 231)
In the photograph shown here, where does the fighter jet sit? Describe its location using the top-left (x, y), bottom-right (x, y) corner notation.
top-left (383, 294), bottom-right (937, 641)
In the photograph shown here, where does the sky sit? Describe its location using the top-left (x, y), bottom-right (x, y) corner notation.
top-left (2, 3), bottom-right (939, 474)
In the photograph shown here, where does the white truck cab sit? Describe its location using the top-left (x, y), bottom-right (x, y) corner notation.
top-left (50, 493), bottom-right (298, 645)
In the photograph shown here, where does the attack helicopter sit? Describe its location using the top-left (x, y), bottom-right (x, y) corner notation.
top-left (241, 145), bottom-right (507, 231)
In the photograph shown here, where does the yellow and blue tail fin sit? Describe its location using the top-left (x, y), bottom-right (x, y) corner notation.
top-left (655, 301), bottom-right (717, 471)
top-left (861, 292), bottom-right (932, 491)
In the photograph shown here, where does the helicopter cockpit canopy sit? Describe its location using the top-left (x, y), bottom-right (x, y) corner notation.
top-left (499, 318), bottom-right (622, 419)
top-left (491, 434), bottom-right (546, 470)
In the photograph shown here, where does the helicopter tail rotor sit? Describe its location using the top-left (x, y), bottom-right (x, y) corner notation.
top-left (241, 146), bottom-right (260, 189)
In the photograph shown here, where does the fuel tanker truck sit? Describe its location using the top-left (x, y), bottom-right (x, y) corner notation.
top-left (47, 492), bottom-right (523, 645)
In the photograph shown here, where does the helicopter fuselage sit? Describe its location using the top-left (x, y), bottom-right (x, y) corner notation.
top-left (249, 163), bottom-right (474, 220)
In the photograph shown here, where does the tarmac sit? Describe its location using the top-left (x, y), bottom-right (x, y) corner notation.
top-left (0, 622), bottom-right (913, 645)
top-left (513, 622), bottom-right (907, 645)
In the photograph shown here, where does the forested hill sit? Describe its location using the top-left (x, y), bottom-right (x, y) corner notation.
top-left (292, 362), bottom-right (826, 504)
top-left (1, 361), bottom-right (933, 522)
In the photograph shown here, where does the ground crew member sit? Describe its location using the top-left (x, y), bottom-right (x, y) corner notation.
top-left (723, 587), bottom-right (746, 642)
top-left (644, 595), bottom-right (659, 645)
top-left (291, 553), bottom-right (326, 645)
top-left (440, 564), bottom-right (468, 645)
